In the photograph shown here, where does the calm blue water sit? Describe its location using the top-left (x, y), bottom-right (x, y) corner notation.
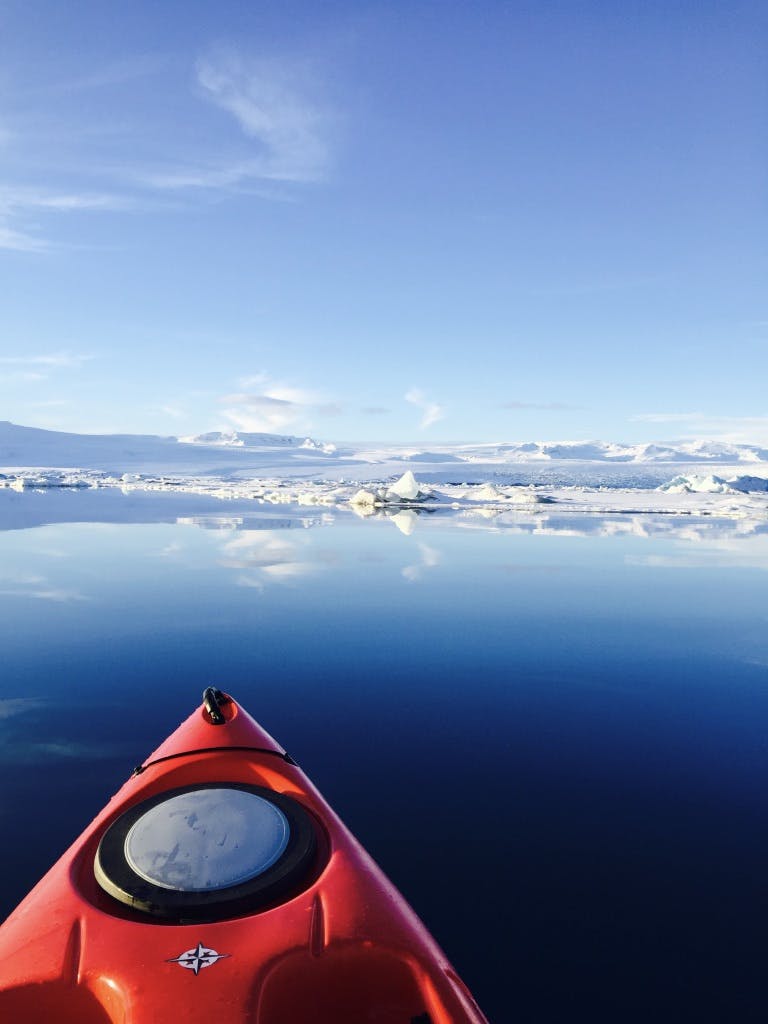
top-left (1, 491), bottom-right (767, 1022)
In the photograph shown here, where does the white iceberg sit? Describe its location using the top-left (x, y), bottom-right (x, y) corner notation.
top-left (385, 471), bottom-right (431, 503)
top-left (659, 473), bottom-right (768, 495)
top-left (349, 472), bottom-right (432, 508)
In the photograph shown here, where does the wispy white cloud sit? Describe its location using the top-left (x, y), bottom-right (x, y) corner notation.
top-left (221, 393), bottom-right (300, 433)
top-left (0, 223), bottom-right (49, 253)
top-left (0, 47), bottom-right (334, 252)
top-left (158, 403), bottom-right (186, 420)
top-left (140, 52), bottom-right (332, 193)
top-left (0, 186), bottom-right (133, 251)
top-left (405, 388), bottom-right (445, 429)
top-left (0, 370), bottom-right (47, 383)
top-left (238, 373), bottom-right (269, 389)
top-left (501, 400), bottom-right (582, 411)
top-left (196, 52), bottom-right (330, 183)
top-left (0, 351), bottom-right (91, 367)
top-left (137, 159), bottom-right (271, 191)
top-left (0, 186), bottom-right (132, 213)
top-left (315, 402), bottom-right (343, 417)
top-left (631, 411), bottom-right (768, 444)
top-left (219, 375), bottom-right (339, 433)
top-left (49, 54), bottom-right (171, 95)
top-left (0, 352), bottom-right (91, 385)
top-left (631, 411), bottom-right (706, 424)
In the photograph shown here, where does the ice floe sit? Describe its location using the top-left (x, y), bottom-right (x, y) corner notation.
top-left (659, 474), bottom-right (768, 494)
top-left (2, 421), bottom-right (768, 531)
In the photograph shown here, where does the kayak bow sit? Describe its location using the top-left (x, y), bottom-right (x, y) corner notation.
top-left (0, 689), bottom-right (488, 1023)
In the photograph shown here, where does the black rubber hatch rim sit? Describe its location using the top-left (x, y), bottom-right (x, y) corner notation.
top-left (94, 782), bottom-right (316, 922)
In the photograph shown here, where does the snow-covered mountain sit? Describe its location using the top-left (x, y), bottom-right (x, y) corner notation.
top-left (0, 422), bottom-right (338, 475)
top-left (1, 421), bottom-right (767, 479)
top-left (179, 430), bottom-right (335, 451)
top-left (444, 439), bottom-right (768, 463)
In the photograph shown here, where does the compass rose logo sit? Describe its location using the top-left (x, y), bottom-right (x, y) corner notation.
top-left (167, 942), bottom-right (230, 975)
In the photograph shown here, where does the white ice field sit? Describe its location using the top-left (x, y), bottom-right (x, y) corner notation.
top-left (2, 421), bottom-right (768, 536)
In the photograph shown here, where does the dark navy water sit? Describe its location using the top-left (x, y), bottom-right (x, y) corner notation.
top-left (1, 492), bottom-right (767, 1022)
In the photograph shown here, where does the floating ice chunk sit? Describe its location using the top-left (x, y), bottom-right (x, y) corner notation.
top-left (263, 490), bottom-right (295, 504)
top-left (297, 490), bottom-right (338, 506)
top-left (349, 473), bottom-right (431, 508)
top-left (659, 474), bottom-right (737, 494)
top-left (350, 488), bottom-right (379, 507)
top-left (658, 472), bottom-right (768, 494)
top-left (507, 488), bottom-right (553, 505)
top-left (472, 483), bottom-right (504, 501)
top-left (385, 471), bottom-right (429, 502)
top-left (460, 482), bottom-right (551, 505)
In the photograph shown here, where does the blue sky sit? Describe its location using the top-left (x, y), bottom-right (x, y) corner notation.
top-left (0, 1), bottom-right (766, 444)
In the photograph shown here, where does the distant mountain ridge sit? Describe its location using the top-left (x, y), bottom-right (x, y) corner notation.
top-left (0, 421), bottom-right (335, 474)
top-left (180, 430), bottom-right (337, 454)
top-left (180, 429), bottom-right (317, 448)
top-left (447, 439), bottom-right (768, 463)
top-left (1, 422), bottom-right (766, 475)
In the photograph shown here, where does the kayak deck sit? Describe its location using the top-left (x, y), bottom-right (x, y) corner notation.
top-left (0, 690), bottom-right (488, 1023)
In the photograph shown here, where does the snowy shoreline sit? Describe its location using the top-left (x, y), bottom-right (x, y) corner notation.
top-left (2, 466), bottom-right (767, 528)
top-left (2, 421), bottom-right (767, 530)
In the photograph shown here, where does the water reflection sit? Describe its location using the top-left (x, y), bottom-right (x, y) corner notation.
top-left (219, 529), bottom-right (325, 589)
top-left (0, 698), bottom-right (43, 721)
top-left (402, 543), bottom-right (441, 583)
top-left (0, 570), bottom-right (90, 602)
top-left (2, 493), bottom-right (768, 1022)
top-left (2, 486), bottom-right (767, 546)
top-left (0, 698), bottom-right (138, 765)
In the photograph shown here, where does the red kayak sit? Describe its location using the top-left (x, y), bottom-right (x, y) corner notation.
top-left (0, 689), bottom-right (488, 1022)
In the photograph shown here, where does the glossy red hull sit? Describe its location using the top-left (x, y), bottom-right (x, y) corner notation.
top-left (0, 693), bottom-right (488, 1023)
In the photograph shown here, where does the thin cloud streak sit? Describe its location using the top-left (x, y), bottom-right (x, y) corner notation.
top-left (143, 52), bottom-right (333, 192)
top-left (219, 376), bottom-right (339, 434)
top-left (222, 393), bottom-right (295, 410)
top-left (405, 388), bottom-right (445, 429)
top-left (0, 187), bottom-right (133, 213)
top-left (0, 186), bottom-right (134, 251)
top-left (0, 371), bottom-right (47, 383)
top-left (49, 54), bottom-right (171, 94)
top-left (0, 47), bottom-right (333, 250)
top-left (0, 224), bottom-right (49, 252)
top-left (631, 412), bottom-right (707, 424)
top-left (631, 411), bottom-right (768, 443)
top-left (196, 52), bottom-right (330, 184)
top-left (0, 352), bottom-right (91, 367)
top-left (501, 400), bottom-right (582, 411)
top-left (138, 159), bottom-right (275, 191)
